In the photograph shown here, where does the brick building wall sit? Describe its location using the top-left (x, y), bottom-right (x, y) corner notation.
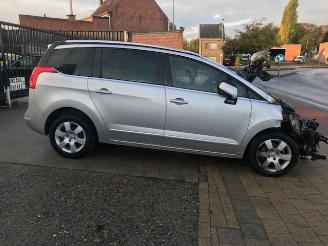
top-left (318, 42), bottom-right (328, 64)
top-left (281, 44), bottom-right (302, 62)
top-left (199, 38), bottom-right (224, 64)
top-left (19, 15), bottom-right (109, 31)
top-left (131, 31), bottom-right (183, 49)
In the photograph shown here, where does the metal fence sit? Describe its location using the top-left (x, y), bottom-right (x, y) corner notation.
top-left (0, 21), bottom-right (130, 102)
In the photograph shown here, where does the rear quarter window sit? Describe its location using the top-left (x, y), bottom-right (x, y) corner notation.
top-left (45, 48), bottom-right (94, 77)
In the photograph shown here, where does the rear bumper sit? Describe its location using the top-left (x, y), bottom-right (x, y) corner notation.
top-left (24, 110), bottom-right (45, 135)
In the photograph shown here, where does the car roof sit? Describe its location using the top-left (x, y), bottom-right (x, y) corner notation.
top-left (52, 40), bottom-right (201, 58)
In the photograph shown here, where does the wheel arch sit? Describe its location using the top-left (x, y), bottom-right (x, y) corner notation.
top-left (44, 107), bottom-right (99, 141)
top-left (242, 127), bottom-right (282, 159)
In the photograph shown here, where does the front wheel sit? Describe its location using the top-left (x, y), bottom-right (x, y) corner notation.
top-left (248, 132), bottom-right (299, 176)
top-left (49, 114), bottom-right (97, 158)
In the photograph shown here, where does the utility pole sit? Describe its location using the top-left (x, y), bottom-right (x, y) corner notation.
top-left (173, 0), bottom-right (175, 30)
top-left (221, 19), bottom-right (225, 65)
top-left (222, 19), bottom-right (225, 40)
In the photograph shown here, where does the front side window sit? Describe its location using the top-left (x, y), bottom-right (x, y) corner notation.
top-left (169, 55), bottom-right (248, 97)
top-left (46, 48), bottom-right (94, 77)
top-left (101, 48), bottom-right (163, 85)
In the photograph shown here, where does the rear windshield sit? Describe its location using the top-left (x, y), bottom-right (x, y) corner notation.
top-left (43, 47), bottom-right (94, 77)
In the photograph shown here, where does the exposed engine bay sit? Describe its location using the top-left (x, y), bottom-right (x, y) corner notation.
top-left (237, 50), bottom-right (272, 83)
top-left (280, 100), bottom-right (328, 161)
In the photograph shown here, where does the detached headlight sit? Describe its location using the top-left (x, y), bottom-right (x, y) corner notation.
top-left (290, 114), bottom-right (301, 135)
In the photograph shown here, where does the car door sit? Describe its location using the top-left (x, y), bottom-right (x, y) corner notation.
top-left (164, 55), bottom-right (252, 155)
top-left (88, 47), bottom-right (166, 146)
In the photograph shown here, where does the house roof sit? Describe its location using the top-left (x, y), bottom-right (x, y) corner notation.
top-left (199, 24), bottom-right (224, 39)
top-left (92, 0), bottom-right (121, 17)
top-left (91, 0), bottom-right (168, 19)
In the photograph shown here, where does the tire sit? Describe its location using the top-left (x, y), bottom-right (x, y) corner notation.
top-left (247, 131), bottom-right (299, 176)
top-left (48, 114), bottom-right (97, 158)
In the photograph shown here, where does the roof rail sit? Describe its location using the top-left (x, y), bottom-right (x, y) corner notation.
top-left (63, 40), bottom-right (200, 57)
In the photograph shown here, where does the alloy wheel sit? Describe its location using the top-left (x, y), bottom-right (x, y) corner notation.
top-left (54, 121), bottom-right (86, 153)
top-left (256, 139), bottom-right (292, 173)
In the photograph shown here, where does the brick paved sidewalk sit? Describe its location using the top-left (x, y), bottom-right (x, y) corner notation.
top-left (198, 146), bottom-right (328, 246)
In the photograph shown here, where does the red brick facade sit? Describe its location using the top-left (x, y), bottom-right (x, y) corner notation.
top-left (19, 0), bottom-right (168, 33)
top-left (199, 39), bottom-right (224, 64)
top-left (131, 31), bottom-right (184, 50)
top-left (19, 15), bottom-right (109, 31)
top-left (92, 0), bottom-right (168, 32)
top-left (318, 42), bottom-right (328, 64)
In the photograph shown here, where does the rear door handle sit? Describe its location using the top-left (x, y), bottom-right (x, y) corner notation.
top-left (96, 88), bottom-right (112, 95)
top-left (170, 98), bottom-right (188, 105)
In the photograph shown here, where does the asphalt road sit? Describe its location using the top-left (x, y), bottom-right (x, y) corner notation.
top-left (0, 162), bottom-right (198, 246)
top-left (0, 104), bottom-right (198, 183)
top-left (256, 68), bottom-right (328, 112)
top-left (255, 68), bottom-right (328, 134)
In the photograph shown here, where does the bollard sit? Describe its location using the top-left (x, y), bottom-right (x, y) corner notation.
top-left (5, 86), bottom-right (11, 108)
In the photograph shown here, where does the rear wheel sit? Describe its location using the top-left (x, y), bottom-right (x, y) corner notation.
top-left (49, 114), bottom-right (97, 158)
top-left (248, 131), bottom-right (299, 176)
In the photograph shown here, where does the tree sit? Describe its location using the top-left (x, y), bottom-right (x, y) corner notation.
top-left (300, 28), bottom-right (322, 55)
top-left (279, 0), bottom-right (299, 44)
top-left (322, 32), bottom-right (328, 42)
top-left (291, 23), bottom-right (306, 44)
top-left (222, 21), bottom-right (280, 56)
top-left (184, 39), bottom-right (199, 53)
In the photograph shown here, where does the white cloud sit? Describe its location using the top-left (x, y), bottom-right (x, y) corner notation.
top-left (214, 14), bottom-right (222, 19)
top-left (224, 18), bottom-right (252, 27)
top-left (184, 26), bottom-right (199, 40)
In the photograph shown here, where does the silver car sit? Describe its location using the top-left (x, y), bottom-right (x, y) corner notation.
top-left (25, 40), bottom-right (327, 176)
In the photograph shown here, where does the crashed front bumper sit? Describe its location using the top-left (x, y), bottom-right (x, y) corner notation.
top-left (286, 113), bottom-right (328, 161)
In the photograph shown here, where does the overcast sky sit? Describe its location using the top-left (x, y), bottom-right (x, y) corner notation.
top-left (1, 0), bottom-right (327, 39)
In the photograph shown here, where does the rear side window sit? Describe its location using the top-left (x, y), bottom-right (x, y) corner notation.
top-left (101, 48), bottom-right (164, 85)
top-left (46, 48), bottom-right (94, 77)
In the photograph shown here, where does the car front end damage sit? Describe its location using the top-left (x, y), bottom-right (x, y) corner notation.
top-left (280, 101), bottom-right (328, 161)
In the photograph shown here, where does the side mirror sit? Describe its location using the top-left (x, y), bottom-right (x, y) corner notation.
top-left (218, 82), bottom-right (238, 104)
top-left (218, 82), bottom-right (237, 99)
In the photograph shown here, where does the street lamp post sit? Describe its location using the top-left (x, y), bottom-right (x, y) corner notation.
top-left (173, 0), bottom-right (175, 30)
top-left (222, 18), bottom-right (225, 40)
top-left (221, 18), bottom-right (225, 64)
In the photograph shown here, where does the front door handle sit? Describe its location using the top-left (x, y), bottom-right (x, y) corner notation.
top-left (96, 88), bottom-right (112, 95)
top-left (170, 98), bottom-right (188, 105)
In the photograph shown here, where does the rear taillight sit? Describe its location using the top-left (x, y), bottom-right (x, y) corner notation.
top-left (29, 66), bottom-right (57, 89)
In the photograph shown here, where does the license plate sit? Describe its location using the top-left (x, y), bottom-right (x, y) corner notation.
top-left (9, 77), bottom-right (26, 91)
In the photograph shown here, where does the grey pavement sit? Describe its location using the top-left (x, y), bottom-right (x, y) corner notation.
top-left (0, 104), bottom-right (198, 183)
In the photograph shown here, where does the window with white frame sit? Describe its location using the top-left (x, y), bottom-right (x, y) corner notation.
top-left (205, 43), bottom-right (218, 49)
